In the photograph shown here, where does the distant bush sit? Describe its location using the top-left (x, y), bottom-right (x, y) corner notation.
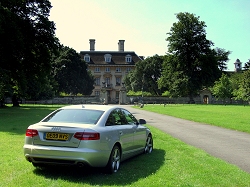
top-left (162, 90), bottom-right (171, 97)
top-left (127, 91), bottom-right (152, 96)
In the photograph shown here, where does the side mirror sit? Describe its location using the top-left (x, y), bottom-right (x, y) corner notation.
top-left (138, 119), bottom-right (146, 125)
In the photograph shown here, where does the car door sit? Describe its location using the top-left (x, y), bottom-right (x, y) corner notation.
top-left (106, 109), bottom-right (134, 154)
top-left (121, 109), bottom-right (146, 150)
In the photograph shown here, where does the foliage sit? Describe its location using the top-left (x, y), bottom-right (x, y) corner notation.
top-left (0, 68), bottom-right (11, 106)
top-left (230, 72), bottom-right (243, 91)
top-left (212, 73), bottom-right (233, 101)
top-left (53, 46), bottom-right (95, 95)
top-left (124, 55), bottom-right (164, 95)
top-left (214, 48), bottom-right (231, 71)
top-left (0, 0), bottom-right (59, 105)
top-left (159, 12), bottom-right (229, 102)
top-left (234, 70), bottom-right (250, 102)
top-left (127, 90), bottom-right (152, 96)
top-left (161, 90), bottom-right (171, 97)
top-left (243, 59), bottom-right (250, 70)
top-left (158, 54), bottom-right (191, 98)
top-left (124, 71), bottom-right (140, 92)
top-left (25, 75), bottom-right (56, 100)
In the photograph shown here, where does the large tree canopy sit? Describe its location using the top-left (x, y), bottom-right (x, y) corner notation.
top-left (159, 12), bottom-right (229, 102)
top-left (53, 46), bottom-right (94, 95)
top-left (124, 55), bottom-right (164, 96)
top-left (0, 0), bottom-right (59, 105)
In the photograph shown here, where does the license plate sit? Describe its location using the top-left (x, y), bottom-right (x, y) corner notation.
top-left (45, 132), bottom-right (69, 141)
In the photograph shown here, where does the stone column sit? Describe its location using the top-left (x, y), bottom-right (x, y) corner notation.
top-left (119, 85), bottom-right (127, 105)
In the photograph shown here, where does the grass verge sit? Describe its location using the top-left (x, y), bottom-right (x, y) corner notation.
top-left (0, 105), bottom-right (250, 186)
top-left (138, 104), bottom-right (250, 133)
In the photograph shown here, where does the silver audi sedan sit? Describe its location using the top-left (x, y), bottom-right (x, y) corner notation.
top-left (23, 105), bottom-right (153, 173)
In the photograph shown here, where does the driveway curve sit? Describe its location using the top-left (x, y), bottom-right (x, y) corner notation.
top-left (122, 105), bottom-right (250, 174)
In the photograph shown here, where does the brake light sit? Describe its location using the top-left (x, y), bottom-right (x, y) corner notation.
top-left (74, 132), bottom-right (100, 140)
top-left (26, 129), bottom-right (38, 137)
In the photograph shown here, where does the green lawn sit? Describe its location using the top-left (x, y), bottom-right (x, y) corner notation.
top-left (0, 104), bottom-right (250, 187)
top-left (138, 104), bottom-right (250, 133)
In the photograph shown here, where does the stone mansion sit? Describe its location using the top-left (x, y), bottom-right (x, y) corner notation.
top-left (80, 39), bottom-right (143, 104)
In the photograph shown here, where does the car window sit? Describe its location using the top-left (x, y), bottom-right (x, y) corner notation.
top-left (106, 113), bottom-right (116, 126)
top-left (121, 109), bottom-right (138, 125)
top-left (105, 109), bottom-right (127, 126)
top-left (42, 109), bottom-right (104, 125)
top-left (116, 109), bottom-right (128, 125)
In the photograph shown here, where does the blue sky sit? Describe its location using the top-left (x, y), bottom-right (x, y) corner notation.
top-left (49, 0), bottom-right (250, 71)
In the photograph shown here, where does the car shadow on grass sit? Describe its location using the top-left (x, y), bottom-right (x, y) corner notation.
top-left (33, 149), bottom-right (165, 186)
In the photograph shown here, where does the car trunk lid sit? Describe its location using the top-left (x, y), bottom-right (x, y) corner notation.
top-left (32, 122), bottom-right (92, 148)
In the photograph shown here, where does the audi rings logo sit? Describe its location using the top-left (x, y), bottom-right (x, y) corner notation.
top-left (51, 127), bottom-right (61, 131)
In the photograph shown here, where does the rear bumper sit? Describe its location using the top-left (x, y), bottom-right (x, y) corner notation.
top-left (23, 144), bottom-right (110, 167)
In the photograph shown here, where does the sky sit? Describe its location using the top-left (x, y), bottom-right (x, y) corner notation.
top-left (49, 0), bottom-right (250, 71)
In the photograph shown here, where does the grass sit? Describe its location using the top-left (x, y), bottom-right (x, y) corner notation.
top-left (138, 104), bottom-right (250, 133)
top-left (0, 104), bottom-right (250, 187)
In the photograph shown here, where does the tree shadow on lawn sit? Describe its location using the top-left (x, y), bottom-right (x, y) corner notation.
top-left (0, 105), bottom-right (61, 135)
top-left (33, 149), bottom-right (165, 186)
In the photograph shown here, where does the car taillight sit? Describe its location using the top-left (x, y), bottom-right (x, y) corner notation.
top-left (26, 129), bottom-right (38, 137)
top-left (74, 132), bottom-right (100, 140)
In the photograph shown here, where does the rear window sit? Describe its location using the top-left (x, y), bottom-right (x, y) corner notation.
top-left (42, 109), bottom-right (104, 125)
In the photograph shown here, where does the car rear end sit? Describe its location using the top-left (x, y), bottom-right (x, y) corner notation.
top-left (23, 107), bottom-right (112, 167)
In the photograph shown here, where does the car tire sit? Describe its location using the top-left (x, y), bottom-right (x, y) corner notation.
top-left (106, 145), bottom-right (121, 174)
top-left (144, 134), bottom-right (153, 154)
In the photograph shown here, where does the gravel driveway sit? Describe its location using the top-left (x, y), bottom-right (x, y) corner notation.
top-left (122, 105), bottom-right (250, 174)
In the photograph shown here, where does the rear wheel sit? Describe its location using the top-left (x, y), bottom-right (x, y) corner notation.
top-left (144, 134), bottom-right (153, 154)
top-left (106, 145), bottom-right (121, 174)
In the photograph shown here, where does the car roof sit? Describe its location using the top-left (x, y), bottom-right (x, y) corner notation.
top-left (60, 104), bottom-right (119, 111)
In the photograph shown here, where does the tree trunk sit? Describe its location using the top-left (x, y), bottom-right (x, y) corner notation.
top-left (12, 95), bottom-right (20, 107)
top-left (0, 99), bottom-right (5, 107)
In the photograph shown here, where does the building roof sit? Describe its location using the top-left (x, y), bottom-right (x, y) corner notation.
top-left (80, 51), bottom-right (143, 65)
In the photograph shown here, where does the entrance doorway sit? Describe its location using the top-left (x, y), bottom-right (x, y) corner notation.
top-left (203, 95), bottom-right (209, 104)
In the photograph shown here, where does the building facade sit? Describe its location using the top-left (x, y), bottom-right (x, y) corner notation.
top-left (80, 39), bottom-right (143, 104)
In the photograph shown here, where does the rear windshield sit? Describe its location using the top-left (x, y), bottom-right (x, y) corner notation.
top-left (42, 109), bottom-right (104, 125)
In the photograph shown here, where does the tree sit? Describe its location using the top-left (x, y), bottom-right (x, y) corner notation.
top-left (0, 0), bottom-right (59, 106)
top-left (234, 70), bottom-right (250, 103)
top-left (243, 59), bottom-right (250, 70)
top-left (214, 48), bottom-right (231, 71)
top-left (53, 47), bottom-right (94, 95)
top-left (158, 54), bottom-right (190, 98)
top-left (0, 69), bottom-right (11, 107)
top-left (212, 73), bottom-right (233, 103)
top-left (124, 55), bottom-right (164, 95)
top-left (159, 12), bottom-right (227, 103)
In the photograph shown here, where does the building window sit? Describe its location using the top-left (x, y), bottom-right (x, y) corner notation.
top-left (116, 91), bottom-right (119, 99)
top-left (95, 91), bottom-right (100, 96)
top-left (125, 55), bottom-right (132, 63)
top-left (116, 67), bottom-right (121, 72)
top-left (84, 54), bottom-right (90, 62)
top-left (104, 54), bottom-right (112, 63)
top-left (105, 77), bottom-right (110, 85)
top-left (94, 67), bottom-right (100, 72)
top-left (116, 77), bottom-right (121, 86)
top-left (95, 77), bottom-right (100, 85)
top-left (105, 67), bottom-right (110, 72)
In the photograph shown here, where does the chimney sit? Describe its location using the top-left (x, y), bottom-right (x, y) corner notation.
top-left (89, 39), bottom-right (95, 51)
top-left (118, 40), bottom-right (125, 52)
